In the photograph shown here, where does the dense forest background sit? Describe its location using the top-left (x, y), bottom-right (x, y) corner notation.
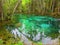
top-left (0, 0), bottom-right (60, 27)
top-left (0, 0), bottom-right (60, 45)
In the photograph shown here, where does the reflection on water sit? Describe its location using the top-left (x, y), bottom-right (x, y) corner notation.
top-left (11, 28), bottom-right (59, 45)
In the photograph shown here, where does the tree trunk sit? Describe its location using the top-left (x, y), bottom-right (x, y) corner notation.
top-left (0, 0), bottom-right (3, 21)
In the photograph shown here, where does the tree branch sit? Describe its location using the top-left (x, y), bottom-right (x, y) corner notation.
top-left (11, 0), bottom-right (21, 20)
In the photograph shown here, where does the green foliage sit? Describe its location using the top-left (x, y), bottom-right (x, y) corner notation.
top-left (21, 0), bottom-right (31, 11)
top-left (22, 0), bottom-right (31, 5)
top-left (12, 14), bottom-right (28, 24)
top-left (0, 39), bottom-right (3, 44)
top-left (2, 0), bottom-right (17, 21)
top-left (3, 0), bottom-right (17, 15)
top-left (37, 42), bottom-right (42, 45)
top-left (0, 39), bottom-right (23, 45)
top-left (14, 41), bottom-right (23, 45)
